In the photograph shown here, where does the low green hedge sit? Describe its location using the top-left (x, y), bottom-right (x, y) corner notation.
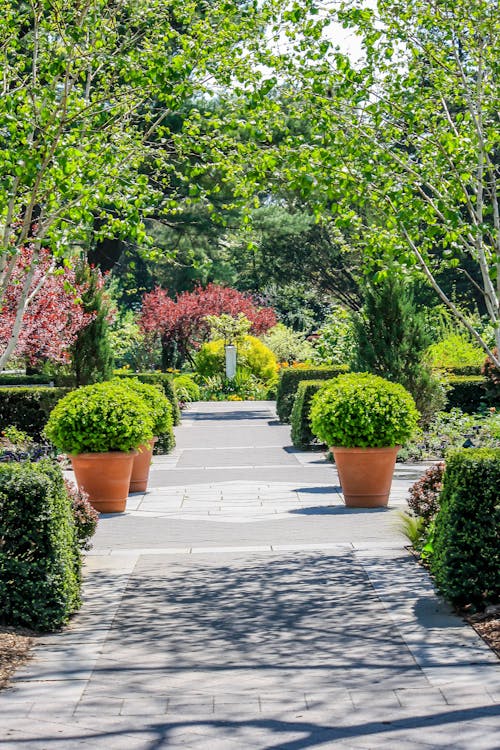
top-left (276, 366), bottom-right (348, 423)
top-left (430, 448), bottom-right (500, 607)
top-left (291, 380), bottom-right (325, 449)
top-left (114, 371), bottom-right (181, 425)
top-left (443, 376), bottom-right (487, 413)
top-left (0, 460), bottom-right (82, 631)
top-left (0, 387), bottom-right (70, 441)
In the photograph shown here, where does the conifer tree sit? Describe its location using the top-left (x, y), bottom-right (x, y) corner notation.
top-left (351, 273), bottom-right (445, 424)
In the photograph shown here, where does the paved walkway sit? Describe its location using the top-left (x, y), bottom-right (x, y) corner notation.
top-left (0, 401), bottom-right (498, 749)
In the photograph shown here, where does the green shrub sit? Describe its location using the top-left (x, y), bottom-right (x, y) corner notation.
top-left (173, 374), bottom-right (200, 403)
top-left (290, 380), bottom-right (326, 449)
top-left (64, 480), bottom-right (99, 551)
top-left (262, 323), bottom-right (315, 364)
top-left (45, 381), bottom-right (154, 454)
top-left (482, 348), bottom-right (500, 406)
top-left (276, 366), bottom-right (349, 423)
top-left (195, 336), bottom-right (277, 383)
top-left (113, 377), bottom-right (175, 454)
top-left (114, 370), bottom-right (181, 425)
top-left (310, 372), bottom-right (419, 448)
top-left (0, 460), bottom-right (81, 631)
top-left (426, 334), bottom-right (486, 370)
top-left (199, 369), bottom-right (270, 401)
top-left (0, 374), bottom-right (53, 386)
top-left (443, 376), bottom-right (487, 413)
top-left (430, 449), bottom-right (500, 607)
top-left (0, 387), bottom-right (70, 441)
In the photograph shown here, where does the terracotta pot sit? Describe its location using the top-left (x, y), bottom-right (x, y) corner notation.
top-left (332, 445), bottom-right (400, 508)
top-left (130, 438), bottom-right (157, 493)
top-left (70, 451), bottom-right (137, 514)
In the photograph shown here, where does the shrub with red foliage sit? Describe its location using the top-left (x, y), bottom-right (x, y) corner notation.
top-left (64, 480), bottom-right (99, 550)
top-left (0, 247), bottom-right (94, 365)
top-left (407, 462), bottom-right (445, 525)
top-left (140, 283), bottom-right (277, 366)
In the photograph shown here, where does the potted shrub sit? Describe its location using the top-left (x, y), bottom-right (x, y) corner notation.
top-left (115, 378), bottom-right (174, 492)
top-left (310, 372), bottom-right (419, 507)
top-left (45, 381), bottom-right (154, 513)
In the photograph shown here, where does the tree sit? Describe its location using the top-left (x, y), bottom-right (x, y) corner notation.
top-left (0, 0), bottom-right (285, 370)
top-left (351, 273), bottom-right (445, 424)
top-left (0, 246), bottom-right (92, 365)
top-left (70, 264), bottom-right (115, 385)
top-left (274, 0), bottom-right (500, 367)
top-left (140, 284), bottom-right (277, 368)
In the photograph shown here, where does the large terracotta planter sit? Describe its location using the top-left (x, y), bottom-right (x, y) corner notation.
top-left (130, 438), bottom-right (157, 492)
top-left (332, 445), bottom-right (400, 508)
top-left (70, 451), bottom-right (137, 513)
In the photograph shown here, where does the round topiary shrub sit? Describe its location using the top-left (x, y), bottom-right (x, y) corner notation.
top-left (45, 381), bottom-right (154, 454)
top-left (112, 378), bottom-right (173, 436)
top-left (310, 372), bottom-right (419, 448)
top-left (195, 336), bottom-right (277, 382)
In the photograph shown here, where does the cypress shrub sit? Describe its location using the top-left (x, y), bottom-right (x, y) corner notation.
top-left (0, 460), bottom-right (82, 631)
top-left (70, 264), bottom-right (115, 385)
top-left (352, 274), bottom-right (445, 424)
top-left (290, 380), bottom-right (326, 449)
top-left (430, 448), bottom-right (500, 607)
top-left (276, 366), bottom-right (348, 423)
top-left (0, 387), bottom-right (70, 441)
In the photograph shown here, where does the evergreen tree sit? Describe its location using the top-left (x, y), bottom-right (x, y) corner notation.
top-left (351, 273), bottom-right (445, 424)
top-left (71, 264), bottom-right (114, 386)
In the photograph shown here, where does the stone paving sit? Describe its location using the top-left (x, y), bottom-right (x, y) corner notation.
top-left (0, 400), bottom-right (498, 749)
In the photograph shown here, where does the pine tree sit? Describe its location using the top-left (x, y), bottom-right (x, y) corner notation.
top-left (71, 264), bottom-right (114, 385)
top-left (351, 273), bottom-right (445, 424)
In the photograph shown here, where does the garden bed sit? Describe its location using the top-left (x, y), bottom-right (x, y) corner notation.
top-left (0, 627), bottom-right (34, 689)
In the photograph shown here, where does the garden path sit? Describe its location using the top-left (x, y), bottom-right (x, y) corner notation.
top-left (0, 401), bottom-right (498, 749)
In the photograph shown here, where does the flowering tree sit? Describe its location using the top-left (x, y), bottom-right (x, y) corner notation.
top-left (140, 283), bottom-right (277, 367)
top-left (0, 247), bottom-right (93, 365)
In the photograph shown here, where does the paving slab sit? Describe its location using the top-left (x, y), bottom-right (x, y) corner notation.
top-left (0, 400), bottom-right (498, 749)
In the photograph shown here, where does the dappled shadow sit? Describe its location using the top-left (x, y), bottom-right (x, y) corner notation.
top-left (289, 506), bottom-right (389, 515)
top-left (293, 485), bottom-right (341, 494)
top-left (190, 409), bottom-right (274, 421)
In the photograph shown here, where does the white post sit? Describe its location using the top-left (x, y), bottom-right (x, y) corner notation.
top-left (225, 344), bottom-right (237, 379)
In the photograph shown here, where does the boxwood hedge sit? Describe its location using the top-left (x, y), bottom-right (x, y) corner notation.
top-left (290, 380), bottom-right (326, 449)
top-left (0, 460), bottom-right (82, 631)
top-left (430, 448), bottom-right (500, 607)
top-left (276, 366), bottom-right (348, 423)
top-left (0, 387), bottom-right (70, 441)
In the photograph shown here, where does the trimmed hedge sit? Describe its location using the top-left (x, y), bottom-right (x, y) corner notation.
top-left (114, 371), bottom-right (181, 425)
top-left (0, 460), bottom-right (82, 631)
top-left (430, 448), bottom-right (500, 607)
top-left (0, 387), bottom-right (70, 441)
top-left (444, 376), bottom-right (487, 413)
top-left (276, 366), bottom-right (348, 423)
top-left (291, 380), bottom-right (326, 449)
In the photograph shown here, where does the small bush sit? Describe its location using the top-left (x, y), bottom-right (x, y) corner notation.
top-left (195, 336), bottom-right (277, 383)
top-left (0, 387), bottom-right (70, 441)
top-left (430, 448), bottom-right (500, 607)
top-left (407, 462), bottom-right (444, 525)
top-left (310, 372), bottom-right (419, 448)
top-left (276, 365), bottom-right (348, 423)
top-left (290, 380), bottom-right (326, 449)
top-left (173, 374), bottom-right (200, 403)
top-left (0, 460), bottom-right (81, 631)
top-left (45, 381), bottom-right (154, 454)
top-left (112, 378), bottom-right (174, 444)
top-left (199, 369), bottom-right (270, 401)
top-left (64, 480), bottom-right (99, 550)
top-left (262, 323), bottom-right (315, 364)
top-left (114, 370), bottom-right (181, 425)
